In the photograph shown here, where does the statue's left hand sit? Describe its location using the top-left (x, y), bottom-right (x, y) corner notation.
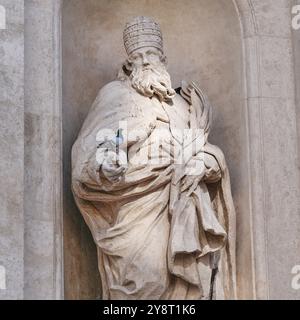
top-left (180, 153), bottom-right (221, 193)
top-left (203, 153), bottom-right (221, 183)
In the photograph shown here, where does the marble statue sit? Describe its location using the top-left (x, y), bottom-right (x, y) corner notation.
top-left (71, 16), bottom-right (236, 300)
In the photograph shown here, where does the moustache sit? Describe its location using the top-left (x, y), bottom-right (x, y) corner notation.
top-left (130, 64), bottom-right (176, 101)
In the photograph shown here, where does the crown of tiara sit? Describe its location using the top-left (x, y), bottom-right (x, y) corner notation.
top-left (123, 16), bottom-right (163, 56)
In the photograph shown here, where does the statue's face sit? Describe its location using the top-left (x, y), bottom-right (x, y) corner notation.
top-left (125, 46), bottom-right (175, 101)
top-left (128, 47), bottom-right (164, 69)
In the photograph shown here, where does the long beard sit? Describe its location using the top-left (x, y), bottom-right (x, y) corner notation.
top-left (130, 64), bottom-right (176, 101)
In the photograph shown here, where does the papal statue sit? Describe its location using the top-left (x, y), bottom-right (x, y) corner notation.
top-left (72, 16), bottom-right (237, 300)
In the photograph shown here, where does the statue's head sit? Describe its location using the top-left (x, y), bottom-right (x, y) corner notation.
top-left (120, 16), bottom-right (175, 101)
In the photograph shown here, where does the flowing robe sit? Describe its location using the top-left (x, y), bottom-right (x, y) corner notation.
top-left (71, 79), bottom-right (237, 300)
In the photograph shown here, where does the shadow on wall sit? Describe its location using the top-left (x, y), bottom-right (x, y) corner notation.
top-left (62, 0), bottom-right (249, 299)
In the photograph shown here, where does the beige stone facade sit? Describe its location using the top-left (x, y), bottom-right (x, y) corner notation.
top-left (0, 0), bottom-right (300, 299)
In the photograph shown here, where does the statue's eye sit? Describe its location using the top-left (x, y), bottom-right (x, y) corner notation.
top-left (147, 51), bottom-right (157, 57)
top-left (130, 53), bottom-right (139, 60)
top-left (146, 51), bottom-right (160, 62)
top-left (130, 54), bottom-right (143, 64)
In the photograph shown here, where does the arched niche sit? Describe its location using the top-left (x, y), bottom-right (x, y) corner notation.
top-left (62, 0), bottom-right (253, 299)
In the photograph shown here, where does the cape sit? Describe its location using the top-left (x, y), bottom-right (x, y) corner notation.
top-left (72, 79), bottom-right (237, 299)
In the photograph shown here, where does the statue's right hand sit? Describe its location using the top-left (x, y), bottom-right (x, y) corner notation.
top-left (97, 149), bottom-right (127, 183)
top-left (101, 160), bottom-right (127, 183)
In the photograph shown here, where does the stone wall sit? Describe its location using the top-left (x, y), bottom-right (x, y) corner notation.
top-left (24, 0), bottom-right (63, 299)
top-left (0, 0), bottom-right (24, 300)
top-left (0, 0), bottom-right (63, 300)
top-left (235, 0), bottom-right (300, 299)
top-left (0, 0), bottom-right (299, 300)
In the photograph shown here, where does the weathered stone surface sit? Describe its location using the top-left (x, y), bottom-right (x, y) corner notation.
top-left (62, 0), bottom-right (245, 299)
top-left (24, 0), bottom-right (63, 300)
top-left (0, 0), bottom-right (299, 300)
top-left (0, 0), bottom-right (24, 300)
top-left (235, 0), bottom-right (300, 299)
top-left (71, 15), bottom-right (237, 300)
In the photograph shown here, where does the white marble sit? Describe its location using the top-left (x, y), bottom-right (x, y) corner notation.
top-left (72, 19), bottom-right (237, 298)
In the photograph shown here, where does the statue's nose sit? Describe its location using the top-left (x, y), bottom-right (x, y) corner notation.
top-left (142, 56), bottom-right (150, 66)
